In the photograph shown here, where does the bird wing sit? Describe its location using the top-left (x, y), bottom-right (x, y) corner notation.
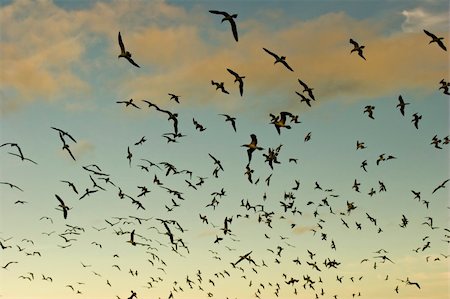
top-left (238, 80), bottom-right (244, 96)
top-left (55, 194), bottom-right (65, 206)
top-left (281, 60), bottom-right (294, 71)
top-left (436, 39), bottom-right (447, 51)
top-left (263, 47), bottom-right (278, 59)
top-left (227, 68), bottom-right (238, 78)
top-left (423, 29), bottom-right (436, 39)
top-left (229, 19), bottom-right (238, 42)
top-left (349, 38), bottom-right (359, 47)
top-left (209, 10), bottom-right (227, 16)
top-left (126, 57), bottom-right (140, 68)
top-left (118, 32), bottom-right (125, 52)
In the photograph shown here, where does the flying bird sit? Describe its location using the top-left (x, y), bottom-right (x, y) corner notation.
top-left (219, 114), bottom-right (237, 132)
top-left (262, 48), bottom-right (294, 71)
top-left (411, 113), bottom-right (422, 129)
top-left (55, 194), bottom-right (69, 219)
top-left (349, 38), bottom-right (366, 60)
top-left (227, 68), bottom-right (245, 96)
top-left (116, 99), bottom-right (141, 109)
top-left (396, 95), bottom-right (409, 116)
top-left (242, 134), bottom-right (264, 164)
top-left (118, 31), bottom-right (140, 67)
top-left (423, 30), bottom-right (447, 51)
top-left (209, 10), bottom-right (239, 42)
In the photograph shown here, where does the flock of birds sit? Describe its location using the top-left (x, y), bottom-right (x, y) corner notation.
top-left (1, 8), bottom-right (449, 299)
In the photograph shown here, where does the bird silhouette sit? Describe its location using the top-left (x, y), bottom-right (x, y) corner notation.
top-left (423, 30), bottom-right (447, 51)
top-left (118, 32), bottom-right (140, 67)
top-left (349, 39), bottom-right (366, 60)
top-left (209, 10), bottom-right (239, 42)
top-left (263, 48), bottom-right (294, 71)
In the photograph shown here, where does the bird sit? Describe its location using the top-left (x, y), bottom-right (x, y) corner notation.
top-left (2, 261), bottom-right (18, 269)
top-left (219, 114), bottom-right (237, 132)
top-left (262, 48), bottom-right (294, 71)
top-left (297, 79), bottom-right (315, 100)
top-left (432, 179), bottom-right (449, 194)
top-left (396, 95), bottom-right (409, 116)
top-left (55, 194), bottom-right (69, 219)
top-left (116, 99), bottom-right (141, 109)
top-left (209, 10), bottom-right (239, 42)
top-left (168, 93), bottom-right (181, 103)
top-left (295, 92), bottom-right (312, 107)
top-left (411, 113), bottom-right (422, 129)
top-left (51, 127), bottom-right (77, 143)
top-left (227, 68), bottom-right (245, 96)
top-left (211, 81), bottom-right (229, 94)
top-left (270, 111), bottom-right (293, 135)
top-left (126, 146), bottom-right (133, 167)
top-left (242, 134), bottom-right (264, 164)
top-left (423, 30), bottom-right (447, 51)
top-left (349, 39), bottom-right (366, 60)
top-left (118, 31), bottom-right (140, 67)
top-left (0, 181), bottom-right (23, 192)
top-left (363, 105), bottom-right (375, 119)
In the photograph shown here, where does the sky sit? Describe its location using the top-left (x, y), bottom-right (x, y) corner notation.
top-left (0, 0), bottom-right (449, 299)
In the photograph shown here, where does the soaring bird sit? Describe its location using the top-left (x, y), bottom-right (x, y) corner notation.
top-left (242, 134), bottom-right (264, 164)
top-left (262, 48), bottom-right (294, 72)
top-left (116, 99), bottom-right (140, 109)
top-left (118, 32), bottom-right (140, 68)
top-left (227, 68), bottom-right (245, 96)
top-left (211, 81), bottom-right (229, 94)
top-left (423, 30), bottom-right (447, 51)
top-left (396, 95), bottom-right (410, 116)
top-left (209, 10), bottom-right (239, 42)
top-left (363, 105), bottom-right (375, 119)
top-left (219, 114), bottom-right (237, 132)
top-left (411, 113), bottom-right (422, 129)
top-left (270, 112), bottom-right (293, 135)
top-left (297, 79), bottom-right (315, 100)
top-left (349, 39), bottom-right (366, 60)
top-left (55, 194), bottom-right (69, 219)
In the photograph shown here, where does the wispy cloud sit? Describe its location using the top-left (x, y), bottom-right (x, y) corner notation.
top-left (401, 7), bottom-right (449, 33)
top-left (1, 1), bottom-right (447, 115)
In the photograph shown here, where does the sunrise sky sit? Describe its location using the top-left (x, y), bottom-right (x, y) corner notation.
top-left (0, 1), bottom-right (449, 299)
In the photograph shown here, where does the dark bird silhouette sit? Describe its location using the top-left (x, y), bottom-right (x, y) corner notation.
top-left (219, 114), bottom-right (237, 132)
top-left (263, 48), bottom-right (294, 71)
top-left (349, 39), bottom-right (366, 60)
top-left (396, 95), bottom-right (409, 116)
top-left (168, 93), bottom-right (180, 104)
top-left (211, 81), bottom-right (229, 94)
top-left (51, 127), bottom-right (77, 143)
top-left (116, 99), bottom-right (140, 109)
top-left (297, 79), bottom-right (315, 100)
top-left (55, 194), bottom-right (69, 219)
top-left (242, 134), bottom-right (264, 164)
top-left (209, 10), bottom-right (239, 42)
top-left (118, 32), bottom-right (140, 67)
top-left (363, 105), bottom-right (375, 119)
top-left (423, 29), bottom-right (447, 51)
top-left (270, 111), bottom-right (293, 135)
top-left (411, 113), bottom-right (422, 129)
top-left (2, 261), bottom-right (18, 269)
top-left (0, 181), bottom-right (23, 192)
top-left (227, 68), bottom-right (245, 96)
top-left (432, 179), bottom-right (449, 194)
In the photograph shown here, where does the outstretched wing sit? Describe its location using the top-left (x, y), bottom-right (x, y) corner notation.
top-left (423, 29), bottom-right (436, 39)
top-left (126, 57), bottom-right (140, 68)
top-left (263, 47), bottom-right (278, 59)
top-left (209, 10), bottom-right (227, 17)
top-left (118, 32), bottom-right (125, 52)
top-left (229, 19), bottom-right (239, 42)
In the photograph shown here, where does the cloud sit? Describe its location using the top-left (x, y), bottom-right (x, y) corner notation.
top-left (1, 1), bottom-right (447, 115)
top-left (71, 139), bottom-right (95, 160)
top-left (292, 225), bottom-right (316, 235)
top-left (401, 7), bottom-right (449, 32)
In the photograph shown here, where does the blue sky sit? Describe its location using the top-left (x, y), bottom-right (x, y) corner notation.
top-left (0, 1), bottom-right (449, 299)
